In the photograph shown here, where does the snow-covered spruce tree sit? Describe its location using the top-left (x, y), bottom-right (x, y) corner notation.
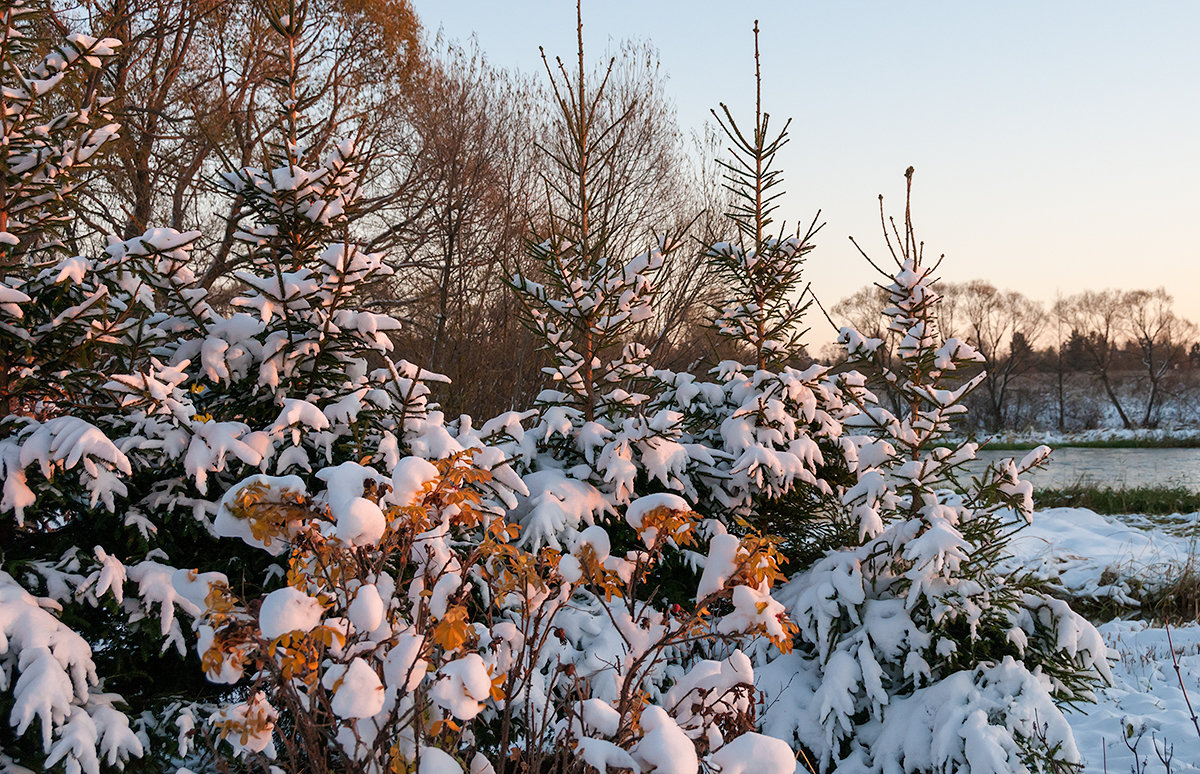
top-left (759, 169), bottom-right (1111, 773)
top-left (704, 21), bottom-right (818, 374)
top-left (0, 2), bottom-right (122, 417)
top-left (502, 9), bottom-right (707, 553)
top-left (506, 12), bottom-right (679, 429)
top-left (0, 6), bottom-right (157, 771)
top-left (0, 2), bottom-right (518, 769)
top-left (655, 23), bottom-right (850, 556)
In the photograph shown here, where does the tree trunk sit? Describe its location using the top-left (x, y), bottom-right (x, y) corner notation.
top-left (1099, 370), bottom-right (1133, 429)
top-left (1056, 348), bottom-right (1065, 432)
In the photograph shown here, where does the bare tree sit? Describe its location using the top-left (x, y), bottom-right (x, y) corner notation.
top-left (1124, 288), bottom-right (1195, 427)
top-left (940, 280), bottom-right (1044, 431)
top-left (1055, 289), bottom-right (1134, 428)
top-left (1051, 292), bottom-right (1069, 432)
top-left (643, 123), bottom-right (730, 372)
top-left (392, 38), bottom-right (544, 416)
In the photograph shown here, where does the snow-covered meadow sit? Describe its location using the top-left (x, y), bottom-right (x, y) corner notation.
top-left (1005, 507), bottom-right (1200, 773)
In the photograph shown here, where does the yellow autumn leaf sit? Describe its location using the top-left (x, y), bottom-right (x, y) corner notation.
top-left (431, 605), bottom-right (471, 651)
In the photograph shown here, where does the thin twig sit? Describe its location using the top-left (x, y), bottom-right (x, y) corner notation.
top-left (1165, 621), bottom-right (1200, 741)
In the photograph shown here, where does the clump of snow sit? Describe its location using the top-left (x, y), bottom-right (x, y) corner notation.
top-left (8, 417), bottom-right (132, 521)
top-left (347, 583), bottom-right (385, 632)
top-left (718, 584), bottom-right (788, 641)
top-left (0, 571), bottom-right (144, 771)
top-left (126, 562), bottom-right (226, 655)
top-left (625, 492), bottom-right (692, 547)
top-left (513, 469), bottom-right (613, 550)
top-left (213, 475), bottom-right (307, 555)
top-left (634, 705), bottom-right (697, 774)
top-left (575, 525), bottom-right (611, 560)
top-left (210, 692), bottom-right (276, 756)
top-left (418, 746), bottom-right (463, 773)
top-left (197, 624), bottom-right (246, 684)
top-left (665, 651), bottom-right (755, 738)
top-left (577, 737), bottom-right (639, 773)
top-left (388, 456), bottom-right (439, 507)
top-left (270, 398), bottom-right (329, 445)
top-left (334, 497), bottom-right (386, 546)
top-left (696, 533), bottom-right (739, 600)
top-left (383, 632), bottom-right (427, 693)
top-left (708, 732), bottom-right (795, 774)
top-left (317, 461), bottom-right (387, 510)
top-left (625, 492), bottom-right (690, 531)
top-left (323, 658), bottom-right (384, 719)
top-left (558, 553), bottom-right (584, 583)
top-left (430, 654), bottom-right (491, 720)
top-left (428, 573), bottom-right (462, 619)
top-left (258, 587), bottom-right (324, 640)
top-left (579, 698), bottom-right (620, 737)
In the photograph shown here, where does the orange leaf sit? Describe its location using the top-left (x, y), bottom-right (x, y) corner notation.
top-left (431, 606), bottom-right (471, 651)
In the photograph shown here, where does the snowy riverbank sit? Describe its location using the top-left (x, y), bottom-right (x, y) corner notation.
top-left (1004, 507), bottom-right (1200, 772)
top-left (962, 428), bottom-right (1200, 448)
top-left (1072, 620), bottom-right (1200, 774)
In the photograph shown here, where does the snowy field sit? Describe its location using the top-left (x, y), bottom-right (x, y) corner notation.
top-left (1072, 620), bottom-right (1200, 774)
top-left (1005, 508), bottom-right (1200, 772)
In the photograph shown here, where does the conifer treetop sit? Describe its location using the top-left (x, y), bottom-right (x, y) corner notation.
top-left (509, 0), bottom-right (677, 424)
top-left (705, 21), bottom-right (820, 371)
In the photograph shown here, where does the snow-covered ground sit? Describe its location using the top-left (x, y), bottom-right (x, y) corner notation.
top-left (964, 427), bottom-right (1200, 447)
top-left (1008, 508), bottom-right (1200, 772)
top-left (1072, 620), bottom-right (1200, 774)
top-left (1005, 508), bottom-right (1200, 608)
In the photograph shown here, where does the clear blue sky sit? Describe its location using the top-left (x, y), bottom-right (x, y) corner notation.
top-left (413, 0), bottom-right (1200, 334)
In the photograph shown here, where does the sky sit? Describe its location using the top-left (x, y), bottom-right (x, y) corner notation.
top-left (411, 1), bottom-right (1200, 339)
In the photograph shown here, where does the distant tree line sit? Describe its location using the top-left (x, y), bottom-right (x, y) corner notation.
top-left (829, 282), bottom-right (1200, 432)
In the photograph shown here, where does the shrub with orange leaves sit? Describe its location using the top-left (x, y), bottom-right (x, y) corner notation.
top-left (192, 450), bottom-right (802, 772)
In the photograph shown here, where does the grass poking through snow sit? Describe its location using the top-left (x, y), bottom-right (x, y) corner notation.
top-left (1035, 484), bottom-right (1200, 515)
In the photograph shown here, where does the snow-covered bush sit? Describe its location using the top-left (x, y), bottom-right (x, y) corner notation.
top-left (759, 170), bottom-right (1112, 774)
top-left (192, 452), bottom-right (800, 772)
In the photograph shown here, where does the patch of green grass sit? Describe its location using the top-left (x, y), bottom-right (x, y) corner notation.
top-left (1034, 484), bottom-right (1200, 515)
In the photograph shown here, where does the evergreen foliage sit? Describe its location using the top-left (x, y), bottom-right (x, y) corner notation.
top-left (0, 0), bottom-right (122, 416)
top-left (0, 6), bottom-right (1110, 773)
top-left (760, 170), bottom-right (1111, 773)
top-left (704, 22), bottom-right (820, 371)
top-left (508, 22), bottom-right (675, 425)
